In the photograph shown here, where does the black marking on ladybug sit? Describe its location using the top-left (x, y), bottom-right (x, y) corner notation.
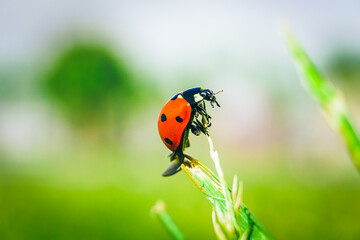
top-left (164, 138), bottom-right (173, 145)
top-left (161, 114), bottom-right (167, 122)
top-left (175, 116), bottom-right (183, 123)
top-left (171, 93), bottom-right (180, 100)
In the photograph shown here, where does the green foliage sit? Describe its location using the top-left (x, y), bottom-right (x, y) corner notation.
top-left (0, 173), bottom-right (164, 240)
top-left (182, 137), bottom-right (273, 240)
top-left (327, 50), bottom-right (360, 86)
top-left (154, 137), bottom-right (273, 240)
top-left (1, 152), bottom-right (360, 240)
top-left (43, 43), bottom-right (136, 127)
top-left (285, 30), bottom-right (360, 173)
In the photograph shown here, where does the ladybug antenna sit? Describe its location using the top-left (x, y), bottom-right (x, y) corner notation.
top-left (214, 90), bottom-right (223, 95)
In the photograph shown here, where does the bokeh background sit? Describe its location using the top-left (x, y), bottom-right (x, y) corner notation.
top-left (1, 1), bottom-right (360, 239)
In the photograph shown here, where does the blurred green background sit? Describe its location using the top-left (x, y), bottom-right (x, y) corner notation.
top-left (1, 1), bottom-right (360, 239)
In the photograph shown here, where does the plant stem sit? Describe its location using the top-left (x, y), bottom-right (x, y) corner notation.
top-left (284, 29), bottom-right (360, 173)
top-left (151, 200), bottom-right (186, 240)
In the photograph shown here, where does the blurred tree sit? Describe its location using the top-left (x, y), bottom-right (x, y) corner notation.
top-left (42, 42), bottom-right (145, 140)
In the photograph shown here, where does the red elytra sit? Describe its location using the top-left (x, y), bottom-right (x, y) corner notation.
top-left (158, 94), bottom-right (191, 152)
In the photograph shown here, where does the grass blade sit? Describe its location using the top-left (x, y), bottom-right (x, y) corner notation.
top-left (151, 200), bottom-right (186, 240)
top-left (284, 29), bottom-right (360, 172)
top-left (181, 137), bottom-right (274, 240)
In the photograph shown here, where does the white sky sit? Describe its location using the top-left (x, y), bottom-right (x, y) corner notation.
top-left (1, 0), bottom-right (359, 154)
top-left (1, 0), bottom-right (360, 78)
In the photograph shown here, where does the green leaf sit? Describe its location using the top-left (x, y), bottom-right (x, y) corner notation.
top-left (284, 29), bottom-right (360, 172)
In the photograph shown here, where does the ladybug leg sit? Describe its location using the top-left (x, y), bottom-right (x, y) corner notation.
top-left (201, 100), bottom-right (207, 112)
top-left (207, 98), bottom-right (220, 108)
top-left (192, 100), bottom-right (215, 134)
top-left (194, 118), bottom-right (209, 135)
top-left (185, 138), bottom-right (190, 148)
top-left (200, 114), bottom-right (211, 128)
top-left (194, 102), bottom-right (209, 117)
top-left (194, 104), bottom-right (211, 123)
top-left (215, 100), bottom-right (220, 107)
top-left (190, 124), bottom-right (201, 136)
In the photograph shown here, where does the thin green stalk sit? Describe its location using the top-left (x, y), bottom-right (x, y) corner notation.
top-left (151, 200), bottom-right (186, 240)
top-left (182, 137), bottom-right (274, 240)
top-left (284, 29), bottom-right (360, 172)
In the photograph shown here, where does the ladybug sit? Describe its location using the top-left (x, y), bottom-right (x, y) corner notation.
top-left (158, 87), bottom-right (221, 177)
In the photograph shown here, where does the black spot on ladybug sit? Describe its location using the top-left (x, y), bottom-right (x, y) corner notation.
top-left (161, 114), bottom-right (167, 122)
top-left (164, 138), bottom-right (173, 145)
top-left (175, 116), bottom-right (183, 123)
top-left (171, 93), bottom-right (180, 100)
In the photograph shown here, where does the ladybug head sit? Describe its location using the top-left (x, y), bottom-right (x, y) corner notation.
top-left (200, 89), bottom-right (221, 108)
